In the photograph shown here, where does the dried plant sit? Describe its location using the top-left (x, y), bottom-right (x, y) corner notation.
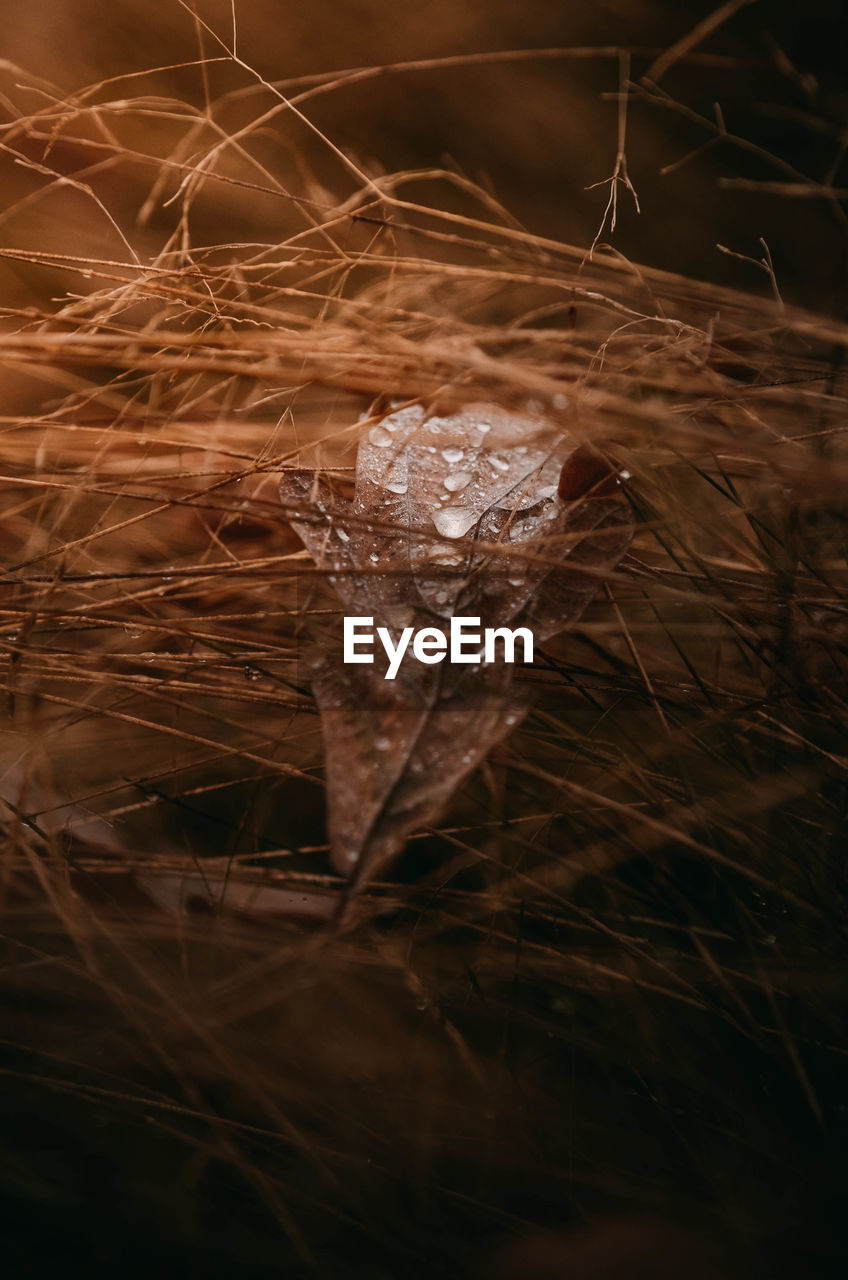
top-left (280, 403), bottom-right (632, 886)
top-left (0, 3), bottom-right (847, 1277)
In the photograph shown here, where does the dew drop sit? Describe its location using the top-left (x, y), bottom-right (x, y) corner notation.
top-left (385, 480), bottom-right (408, 495)
top-left (490, 453), bottom-right (510, 472)
top-left (375, 737), bottom-right (391, 751)
top-left (432, 507), bottom-right (478, 539)
top-left (336, 528), bottom-right (350, 542)
top-left (369, 551), bottom-right (379, 563)
top-left (441, 447), bottom-right (464, 463)
top-left (444, 470), bottom-right (472, 492)
top-left (368, 425), bottom-right (393, 448)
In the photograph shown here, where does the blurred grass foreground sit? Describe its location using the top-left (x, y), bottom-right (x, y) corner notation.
top-left (1, 3), bottom-right (847, 1277)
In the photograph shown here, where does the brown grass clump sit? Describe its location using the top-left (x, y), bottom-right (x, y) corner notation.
top-left (0, 4), bottom-right (847, 1277)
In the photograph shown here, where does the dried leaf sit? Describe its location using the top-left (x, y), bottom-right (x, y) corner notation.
top-left (280, 403), bottom-right (632, 884)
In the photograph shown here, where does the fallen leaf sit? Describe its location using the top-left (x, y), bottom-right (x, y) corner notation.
top-left (280, 403), bottom-right (632, 885)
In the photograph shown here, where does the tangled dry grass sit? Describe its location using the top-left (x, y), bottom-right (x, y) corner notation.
top-left (1, 4), bottom-right (847, 1276)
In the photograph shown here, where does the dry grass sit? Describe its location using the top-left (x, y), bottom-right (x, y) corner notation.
top-left (1, 5), bottom-right (847, 1277)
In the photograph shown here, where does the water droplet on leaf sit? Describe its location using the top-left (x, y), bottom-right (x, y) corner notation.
top-left (368, 425), bottom-right (393, 448)
top-left (432, 507), bottom-right (478, 539)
